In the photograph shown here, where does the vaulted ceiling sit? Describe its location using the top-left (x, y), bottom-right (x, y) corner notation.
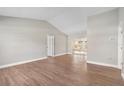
top-left (0, 7), bottom-right (116, 36)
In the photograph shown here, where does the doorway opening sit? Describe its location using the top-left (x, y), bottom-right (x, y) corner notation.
top-left (47, 35), bottom-right (55, 57)
top-left (72, 38), bottom-right (87, 55)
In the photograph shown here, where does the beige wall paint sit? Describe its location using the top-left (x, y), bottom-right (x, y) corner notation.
top-left (0, 16), bottom-right (67, 66)
top-left (87, 9), bottom-right (118, 66)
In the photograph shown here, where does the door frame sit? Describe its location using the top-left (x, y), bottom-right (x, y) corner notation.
top-left (118, 21), bottom-right (123, 69)
top-left (47, 35), bottom-right (55, 57)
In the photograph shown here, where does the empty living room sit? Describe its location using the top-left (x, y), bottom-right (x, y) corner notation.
top-left (0, 7), bottom-right (124, 87)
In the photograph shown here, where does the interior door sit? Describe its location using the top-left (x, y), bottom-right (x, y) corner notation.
top-left (47, 35), bottom-right (55, 57)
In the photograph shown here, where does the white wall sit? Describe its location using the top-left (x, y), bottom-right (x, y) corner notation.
top-left (87, 9), bottom-right (118, 66)
top-left (0, 16), bottom-right (67, 66)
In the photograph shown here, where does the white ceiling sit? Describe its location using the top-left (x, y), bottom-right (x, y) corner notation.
top-left (0, 7), bottom-right (116, 36)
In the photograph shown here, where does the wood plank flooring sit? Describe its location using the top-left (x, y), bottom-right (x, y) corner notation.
top-left (0, 54), bottom-right (123, 86)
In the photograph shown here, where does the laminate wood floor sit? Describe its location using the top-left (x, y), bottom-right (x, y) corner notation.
top-left (0, 54), bottom-right (124, 86)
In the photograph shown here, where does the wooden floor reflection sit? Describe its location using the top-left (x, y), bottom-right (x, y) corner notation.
top-left (0, 54), bottom-right (123, 86)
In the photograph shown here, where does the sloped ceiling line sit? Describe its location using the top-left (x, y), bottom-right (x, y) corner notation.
top-left (0, 7), bottom-right (116, 37)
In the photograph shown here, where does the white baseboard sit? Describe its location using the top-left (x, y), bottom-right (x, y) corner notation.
top-left (87, 60), bottom-right (119, 69)
top-left (54, 53), bottom-right (67, 57)
top-left (0, 53), bottom-right (68, 69)
top-left (0, 57), bottom-right (47, 69)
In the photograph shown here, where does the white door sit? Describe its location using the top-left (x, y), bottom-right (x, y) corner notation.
top-left (47, 35), bottom-right (55, 56)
